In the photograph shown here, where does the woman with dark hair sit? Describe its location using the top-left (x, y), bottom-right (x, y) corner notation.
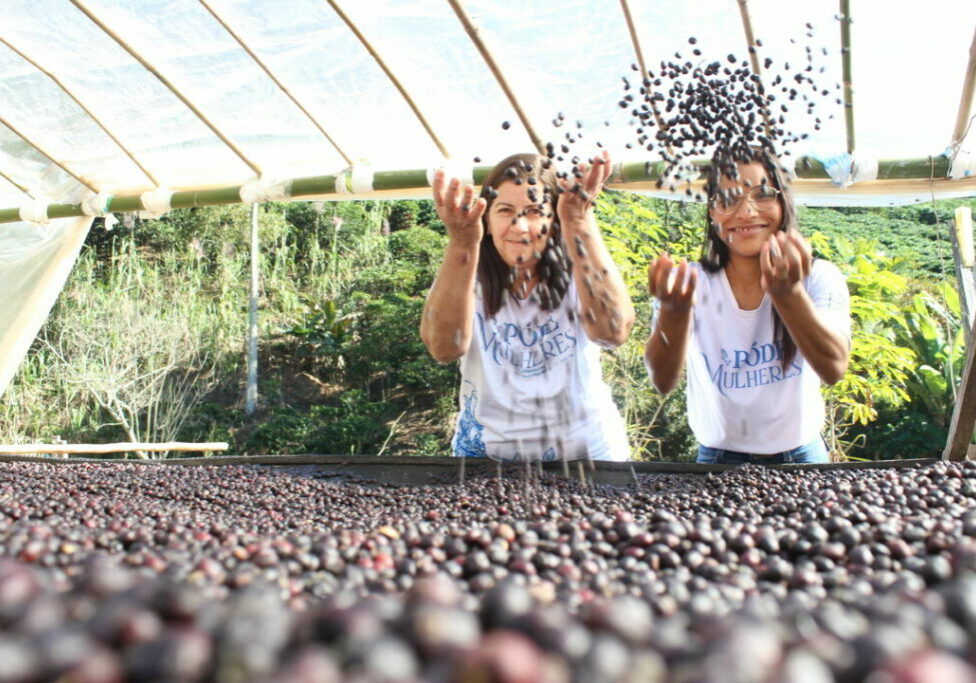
top-left (421, 151), bottom-right (635, 462)
top-left (644, 146), bottom-right (851, 464)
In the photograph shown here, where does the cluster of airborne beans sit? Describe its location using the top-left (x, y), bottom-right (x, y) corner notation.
top-left (0, 460), bottom-right (974, 681)
top-left (497, 26), bottom-right (842, 203)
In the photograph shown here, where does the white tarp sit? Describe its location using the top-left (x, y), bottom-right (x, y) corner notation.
top-left (0, 217), bottom-right (92, 398)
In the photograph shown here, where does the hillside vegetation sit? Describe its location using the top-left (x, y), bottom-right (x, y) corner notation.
top-left (1, 194), bottom-right (974, 461)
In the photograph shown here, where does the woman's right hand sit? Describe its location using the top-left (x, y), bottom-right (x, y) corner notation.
top-left (648, 253), bottom-right (697, 312)
top-left (432, 169), bottom-right (486, 249)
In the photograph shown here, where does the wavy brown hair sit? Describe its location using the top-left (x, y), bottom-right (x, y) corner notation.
top-left (700, 145), bottom-right (798, 370)
top-left (477, 153), bottom-right (571, 319)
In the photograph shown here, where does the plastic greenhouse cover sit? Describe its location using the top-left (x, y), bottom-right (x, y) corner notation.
top-left (0, 0), bottom-right (973, 209)
top-left (0, 217), bottom-right (91, 400)
top-left (0, 0), bottom-right (974, 401)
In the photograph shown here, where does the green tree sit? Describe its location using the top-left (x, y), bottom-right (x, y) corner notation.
top-left (595, 191), bottom-right (703, 460)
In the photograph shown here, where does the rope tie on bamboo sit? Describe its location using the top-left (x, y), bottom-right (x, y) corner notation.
top-left (350, 164), bottom-right (374, 194)
top-left (333, 171), bottom-right (351, 195)
top-left (426, 161), bottom-right (473, 188)
top-left (333, 165), bottom-right (374, 195)
top-left (18, 200), bottom-right (49, 225)
top-left (850, 156), bottom-right (879, 184)
top-left (80, 192), bottom-right (113, 217)
top-left (238, 177), bottom-right (289, 204)
top-left (814, 152), bottom-right (868, 188)
top-left (138, 187), bottom-right (173, 219)
top-left (949, 149), bottom-right (975, 179)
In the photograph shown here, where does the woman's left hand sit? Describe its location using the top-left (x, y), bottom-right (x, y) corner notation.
top-left (556, 150), bottom-right (612, 228)
top-left (760, 230), bottom-right (812, 299)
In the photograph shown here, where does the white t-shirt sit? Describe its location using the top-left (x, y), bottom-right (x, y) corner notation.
top-left (452, 279), bottom-right (631, 461)
top-left (658, 259), bottom-right (851, 454)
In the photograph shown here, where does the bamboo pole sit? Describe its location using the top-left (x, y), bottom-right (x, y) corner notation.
top-left (0, 115), bottom-right (100, 192)
top-left (325, 0), bottom-right (450, 159)
top-left (0, 36), bottom-right (159, 187)
top-left (0, 155), bottom-right (964, 226)
top-left (68, 0), bottom-right (262, 177)
top-left (952, 207), bottom-right (976, 345)
top-left (839, 0), bottom-right (855, 154)
top-left (0, 169), bottom-right (34, 199)
top-left (943, 307), bottom-right (976, 461)
top-left (198, 0), bottom-right (353, 166)
top-left (951, 24), bottom-right (976, 150)
top-left (618, 0), bottom-right (668, 133)
top-left (245, 202), bottom-right (259, 416)
top-left (446, 0), bottom-right (546, 157)
top-left (0, 442), bottom-right (228, 455)
top-left (735, 0), bottom-right (774, 138)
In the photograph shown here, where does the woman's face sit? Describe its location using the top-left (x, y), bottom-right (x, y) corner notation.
top-left (709, 161), bottom-right (784, 258)
top-left (486, 180), bottom-right (551, 272)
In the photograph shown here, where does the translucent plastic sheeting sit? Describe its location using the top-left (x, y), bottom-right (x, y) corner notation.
top-left (0, 0), bottom-right (972, 212)
top-left (0, 217), bottom-right (92, 399)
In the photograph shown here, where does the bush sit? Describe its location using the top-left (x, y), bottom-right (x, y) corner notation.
top-left (344, 292), bottom-right (456, 399)
top-left (306, 390), bottom-right (392, 455)
top-left (243, 406), bottom-right (311, 454)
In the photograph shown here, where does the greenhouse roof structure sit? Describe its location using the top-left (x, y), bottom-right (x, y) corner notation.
top-left (0, 0), bottom-right (974, 217)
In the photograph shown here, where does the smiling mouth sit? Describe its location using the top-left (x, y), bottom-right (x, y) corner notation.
top-left (728, 225), bottom-right (766, 235)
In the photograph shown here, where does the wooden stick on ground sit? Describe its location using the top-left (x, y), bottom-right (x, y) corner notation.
top-left (0, 442), bottom-right (228, 456)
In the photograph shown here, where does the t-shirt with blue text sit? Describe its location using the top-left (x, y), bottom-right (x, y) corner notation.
top-left (452, 279), bottom-right (630, 462)
top-left (666, 259), bottom-right (851, 453)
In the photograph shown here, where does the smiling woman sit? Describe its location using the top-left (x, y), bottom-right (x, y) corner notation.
top-left (644, 145), bottom-right (852, 465)
top-left (420, 152), bottom-right (636, 462)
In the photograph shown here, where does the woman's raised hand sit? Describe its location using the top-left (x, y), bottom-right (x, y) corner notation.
top-left (556, 150), bottom-right (612, 226)
top-left (760, 230), bottom-right (812, 298)
top-left (648, 253), bottom-right (697, 312)
top-left (432, 169), bottom-right (486, 249)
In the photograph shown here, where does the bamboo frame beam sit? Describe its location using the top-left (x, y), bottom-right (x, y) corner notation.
top-left (0, 36), bottom-right (159, 187)
top-left (446, 0), bottom-right (546, 157)
top-left (0, 154), bottom-right (964, 226)
top-left (735, 0), bottom-right (774, 138)
top-left (943, 309), bottom-right (976, 460)
top-left (839, 0), bottom-right (855, 153)
top-left (199, 0), bottom-right (353, 166)
top-left (325, 0), bottom-right (449, 159)
top-left (618, 0), bottom-right (669, 133)
top-left (0, 115), bottom-right (99, 192)
top-left (0, 168), bottom-right (34, 199)
top-left (951, 207), bottom-right (976, 346)
top-left (951, 24), bottom-right (976, 150)
top-left (68, 0), bottom-right (262, 177)
top-left (0, 442), bottom-right (228, 455)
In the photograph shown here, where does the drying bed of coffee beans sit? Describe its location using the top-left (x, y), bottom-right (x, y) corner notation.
top-left (0, 459), bottom-right (975, 681)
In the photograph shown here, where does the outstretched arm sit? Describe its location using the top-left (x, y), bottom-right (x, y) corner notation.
top-left (556, 151), bottom-right (635, 347)
top-left (420, 170), bottom-right (486, 363)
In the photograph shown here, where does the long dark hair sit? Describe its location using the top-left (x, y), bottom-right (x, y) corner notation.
top-left (477, 153), bottom-right (571, 318)
top-left (699, 145), bottom-right (798, 370)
